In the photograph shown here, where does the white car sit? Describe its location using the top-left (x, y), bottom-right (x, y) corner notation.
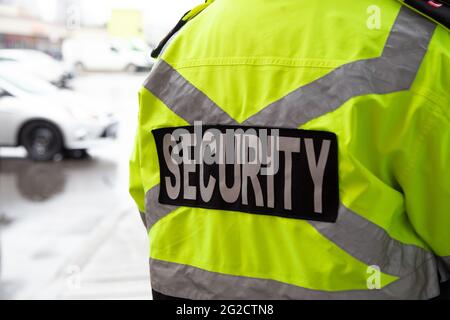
top-left (62, 38), bottom-right (154, 72)
top-left (0, 64), bottom-right (118, 161)
top-left (0, 49), bottom-right (74, 88)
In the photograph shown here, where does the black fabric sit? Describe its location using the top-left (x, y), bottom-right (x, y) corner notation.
top-left (151, 12), bottom-right (189, 58)
top-left (153, 125), bottom-right (340, 223)
top-left (432, 281), bottom-right (450, 300)
top-left (405, 0), bottom-right (450, 29)
top-left (152, 289), bottom-right (189, 300)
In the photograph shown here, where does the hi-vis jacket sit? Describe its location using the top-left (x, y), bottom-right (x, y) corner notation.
top-left (130, 0), bottom-right (450, 299)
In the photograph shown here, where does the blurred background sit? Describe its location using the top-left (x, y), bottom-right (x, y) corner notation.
top-left (0, 0), bottom-right (199, 300)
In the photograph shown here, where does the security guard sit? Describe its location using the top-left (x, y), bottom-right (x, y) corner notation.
top-left (130, 0), bottom-right (450, 299)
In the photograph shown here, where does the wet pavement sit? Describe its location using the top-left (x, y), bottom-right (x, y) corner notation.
top-left (0, 72), bottom-right (151, 299)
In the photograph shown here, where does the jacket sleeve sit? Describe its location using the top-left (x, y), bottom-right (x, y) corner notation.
top-left (129, 102), bottom-right (147, 228)
top-left (400, 103), bottom-right (450, 276)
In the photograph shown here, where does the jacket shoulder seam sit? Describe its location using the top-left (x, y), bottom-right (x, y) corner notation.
top-left (169, 57), bottom-right (349, 70)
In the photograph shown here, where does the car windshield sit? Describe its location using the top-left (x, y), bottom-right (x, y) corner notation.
top-left (25, 51), bottom-right (60, 65)
top-left (0, 50), bottom-right (58, 64)
top-left (0, 69), bottom-right (58, 95)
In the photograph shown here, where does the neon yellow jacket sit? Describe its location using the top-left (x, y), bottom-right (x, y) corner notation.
top-left (130, 0), bottom-right (450, 299)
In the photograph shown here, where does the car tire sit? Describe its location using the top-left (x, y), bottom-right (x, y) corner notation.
top-left (125, 64), bottom-right (138, 73)
top-left (20, 121), bottom-right (63, 162)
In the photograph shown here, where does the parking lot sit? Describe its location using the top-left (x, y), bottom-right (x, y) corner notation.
top-left (0, 72), bottom-right (151, 299)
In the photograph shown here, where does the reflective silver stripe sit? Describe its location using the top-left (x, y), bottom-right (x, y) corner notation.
top-left (150, 258), bottom-right (440, 300)
top-left (244, 7), bottom-right (436, 127)
top-left (144, 60), bottom-right (237, 125)
top-left (145, 185), bottom-right (178, 229)
top-left (143, 7), bottom-right (435, 129)
top-left (140, 211), bottom-right (148, 229)
top-left (144, 192), bottom-right (432, 278)
top-left (309, 206), bottom-right (434, 277)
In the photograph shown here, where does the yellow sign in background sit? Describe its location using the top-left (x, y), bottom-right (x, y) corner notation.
top-left (107, 9), bottom-right (144, 38)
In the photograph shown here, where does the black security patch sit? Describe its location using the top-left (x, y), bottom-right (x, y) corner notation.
top-left (405, 0), bottom-right (450, 29)
top-left (152, 125), bottom-right (339, 223)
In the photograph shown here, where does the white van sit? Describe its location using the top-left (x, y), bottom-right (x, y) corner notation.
top-left (63, 38), bottom-right (154, 72)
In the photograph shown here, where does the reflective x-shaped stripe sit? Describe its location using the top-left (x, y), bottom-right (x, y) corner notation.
top-left (142, 7), bottom-right (436, 278)
top-left (145, 7), bottom-right (435, 128)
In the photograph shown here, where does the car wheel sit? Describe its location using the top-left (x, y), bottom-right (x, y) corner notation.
top-left (20, 121), bottom-right (63, 161)
top-left (125, 64), bottom-right (138, 73)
